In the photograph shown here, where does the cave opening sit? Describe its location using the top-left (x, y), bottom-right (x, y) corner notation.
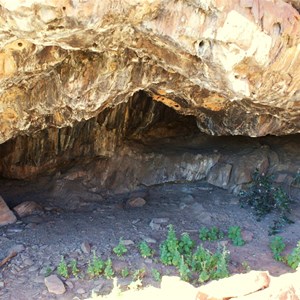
top-left (0, 90), bottom-right (300, 299)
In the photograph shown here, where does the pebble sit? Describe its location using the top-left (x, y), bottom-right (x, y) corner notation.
top-left (76, 288), bottom-right (85, 294)
top-left (28, 265), bottom-right (40, 272)
top-left (143, 237), bottom-right (157, 244)
top-left (0, 282), bottom-right (4, 288)
top-left (44, 275), bottom-right (66, 295)
top-left (126, 197), bottom-right (146, 208)
top-left (81, 241), bottom-right (91, 254)
top-left (23, 258), bottom-right (34, 266)
top-left (66, 280), bottom-right (74, 289)
top-left (122, 239), bottom-right (134, 246)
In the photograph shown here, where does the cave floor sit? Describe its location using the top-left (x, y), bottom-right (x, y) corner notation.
top-left (0, 179), bottom-right (300, 300)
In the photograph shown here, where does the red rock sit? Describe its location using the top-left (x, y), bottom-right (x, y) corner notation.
top-left (196, 271), bottom-right (270, 300)
top-left (13, 201), bottom-right (43, 217)
top-left (126, 197), bottom-right (146, 208)
top-left (0, 196), bottom-right (17, 226)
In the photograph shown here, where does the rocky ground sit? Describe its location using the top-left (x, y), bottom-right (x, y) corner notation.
top-left (0, 177), bottom-right (300, 300)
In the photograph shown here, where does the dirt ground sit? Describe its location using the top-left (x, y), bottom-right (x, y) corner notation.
top-left (0, 177), bottom-right (300, 300)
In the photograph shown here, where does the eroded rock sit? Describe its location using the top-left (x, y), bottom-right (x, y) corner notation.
top-left (0, 196), bottom-right (17, 226)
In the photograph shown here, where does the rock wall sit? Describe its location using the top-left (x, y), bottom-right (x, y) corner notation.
top-left (1, 0), bottom-right (300, 146)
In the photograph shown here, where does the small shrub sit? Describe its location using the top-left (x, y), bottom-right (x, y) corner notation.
top-left (178, 233), bottom-right (195, 255)
top-left (199, 226), bottom-right (224, 241)
top-left (139, 241), bottom-right (154, 258)
top-left (113, 238), bottom-right (128, 257)
top-left (132, 268), bottom-right (146, 281)
top-left (240, 170), bottom-right (293, 235)
top-left (70, 259), bottom-right (79, 278)
top-left (151, 268), bottom-right (161, 282)
top-left (121, 267), bottom-right (129, 278)
top-left (57, 256), bottom-right (69, 278)
top-left (228, 226), bottom-right (245, 246)
top-left (178, 256), bottom-right (191, 282)
top-left (269, 236), bottom-right (286, 262)
top-left (87, 251), bottom-right (105, 278)
top-left (287, 241), bottom-right (300, 270)
top-left (104, 259), bottom-right (114, 279)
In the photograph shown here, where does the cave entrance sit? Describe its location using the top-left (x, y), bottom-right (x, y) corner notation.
top-left (0, 91), bottom-right (300, 299)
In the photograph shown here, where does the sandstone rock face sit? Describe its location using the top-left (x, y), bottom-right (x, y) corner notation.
top-left (0, 0), bottom-right (300, 146)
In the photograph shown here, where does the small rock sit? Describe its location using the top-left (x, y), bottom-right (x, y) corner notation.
top-left (143, 237), bottom-right (157, 244)
top-left (0, 281), bottom-right (4, 288)
top-left (145, 258), bottom-right (153, 264)
top-left (44, 275), bottom-right (66, 295)
top-left (13, 201), bottom-right (43, 218)
top-left (28, 265), bottom-right (40, 272)
top-left (0, 196), bottom-right (17, 226)
top-left (132, 219), bottom-right (141, 224)
top-left (151, 218), bottom-right (169, 224)
top-left (122, 239), bottom-right (134, 246)
top-left (126, 197), bottom-right (146, 208)
top-left (149, 221), bottom-right (161, 231)
top-left (76, 288), bottom-right (85, 294)
top-left (207, 163), bottom-right (232, 189)
top-left (23, 258), bottom-right (34, 266)
top-left (7, 226), bottom-right (24, 233)
top-left (81, 241), bottom-right (91, 254)
top-left (66, 280), bottom-right (74, 289)
top-left (242, 230), bottom-right (254, 242)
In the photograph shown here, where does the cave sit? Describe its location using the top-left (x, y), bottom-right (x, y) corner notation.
top-left (0, 92), bottom-right (300, 288)
top-left (1, 0), bottom-right (300, 298)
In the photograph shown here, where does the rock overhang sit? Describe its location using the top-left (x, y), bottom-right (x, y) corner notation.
top-left (0, 0), bottom-right (300, 145)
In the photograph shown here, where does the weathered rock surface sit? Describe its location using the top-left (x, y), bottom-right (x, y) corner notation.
top-left (0, 196), bottom-right (17, 226)
top-left (44, 275), bottom-right (66, 295)
top-left (13, 201), bottom-right (43, 218)
top-left (0, 0), bottom-right (300, 148)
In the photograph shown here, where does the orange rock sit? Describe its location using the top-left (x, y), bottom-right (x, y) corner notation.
top-left (126, 197), bottom-right (146, 208)
top-left (13, 201), bottom-right (43, 218)
top-left (0, 196), bottom-right (17, 226)
top-left (196, 271), bottom-right (270, 300)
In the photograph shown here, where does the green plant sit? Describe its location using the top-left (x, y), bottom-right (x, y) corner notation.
top-left (191, 245), bottom-right (229, 283)
top-left (70, 259), bottom-right (80, 278)
top-left (178, 256), bottom-right (191, 282)
top-left (121, 267), bottom-right (129, 278)
top-left (178, 233), bottom-right (195, 255)
top-left (104, 258), bottom-right (114, 279)
top-left (160, 224), bottom-right (181, 266)
top-left (57, 256), bottom-right (69, 278)
top-left (287, 241), bottom-right (300, 270)
top-left (139, 241), bottom-right (154, 258)
top-left (132, 268), bottom-right (146, 281)
top-left (113, 238), bottom-right (128, 257)
top-left (242, 261), bottom-right (251, 273)
top-left (199, 226), bottom-right (224, 241)
top-left (269, 236), bottom-right (286, 262)
top-left (228, 226), bottom-right (245, 246)
top-left (151, 268), bottom-right (161, 282)
top-left (240, 170), bottom-right (293, 234)
top-left (87, 251), bottom-right (105, 278)
top-left (44, 266), bottom-right (53, 277)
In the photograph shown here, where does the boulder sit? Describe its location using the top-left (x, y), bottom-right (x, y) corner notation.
top-left (0, 196), bottom-right (17, 226)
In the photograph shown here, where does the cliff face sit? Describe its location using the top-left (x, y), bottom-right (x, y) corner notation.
top-left (1, 0), bottom-right (300, 146)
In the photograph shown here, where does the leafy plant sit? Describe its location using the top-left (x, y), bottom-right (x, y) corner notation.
top-left (240, 170), bottom-right (293, 234)
top-left (132, 268), bottom-right (146, 281)
top-left (287, 241), bottom-right (300, 270)
top-left (113, 238), bottom-right (128, 257)
top-left (87, 251), bottom-right (105, 278)
top-left (57, 256), bottom-right (69, 278)
top-left (269, 236), bottom-right (286, 262)
top-left (104, 258), bottom-right (114, 279)
top-left (121, 267), bottom-right (129, 278)
top-left (160, 224), bottom-right (181, 266)
top-left (242, 261), bottom-right (251, 273)
top-left (199, 226), bottom-right (224, 241)
top-left (228, 226), bottom-right (245, 246)
top-left (151, 268), bottom-right (161, 282)
top-left (191, 245), bottom-right (229, 283)
top-left (70, 259), bottom-right (80, 278)
top-left (178, 256), bottom-right (191, 282)
top-left (139, 241), bottom-right (154, 258)
top-left (178, 233), bottom-right (195, 255)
